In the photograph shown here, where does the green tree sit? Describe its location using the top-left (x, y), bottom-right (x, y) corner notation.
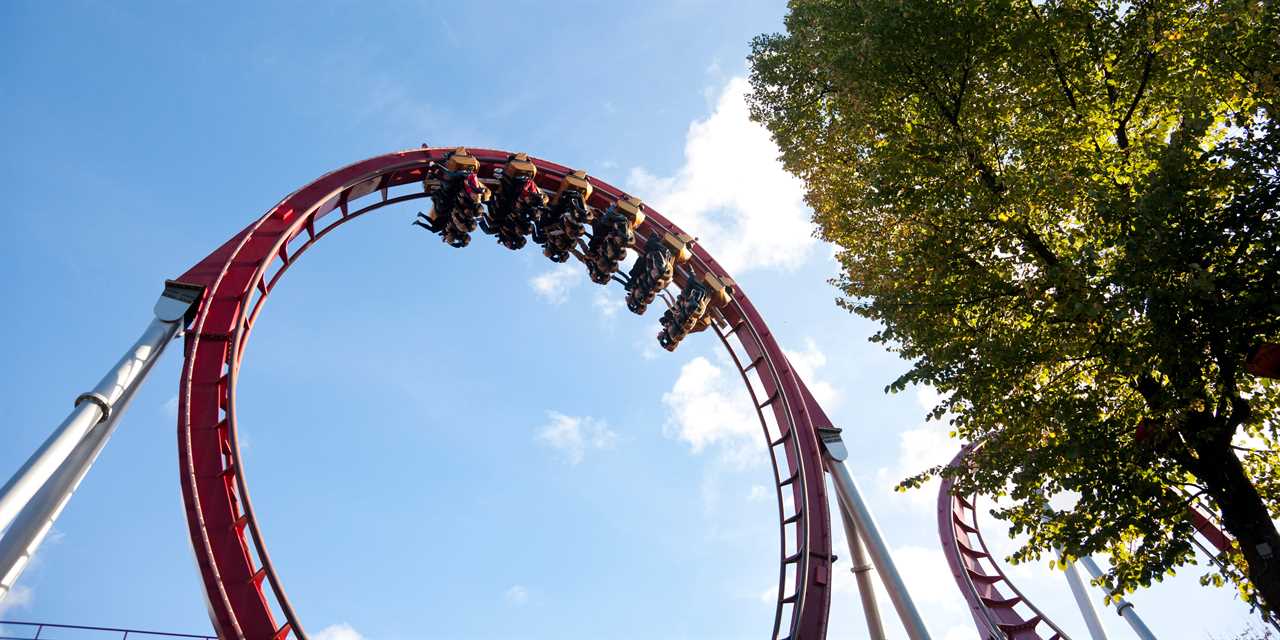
top-left (749, 0), bottom-right (1280, 615)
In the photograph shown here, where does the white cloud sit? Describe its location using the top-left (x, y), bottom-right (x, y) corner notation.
top-left (0, 585), bottom-right (32, 617)
top-left (784, 338), bottom-right (840, 410)
top-left (163, 395), bottom-right (178, 418)
top-left (592, 289), bottom-right (624, 318)
top-left (536, 412), bottom-right (618, 465)
top-left (661, 356), bottom-right (759, 459)
top-left (663, 341), bottom-right (832, 468)
top-left (916, 384), bottom-right (946, 413)
top-left (505, 584), bottom-right (529, 606)
top-left (891, 545), bottom-right (968, 613)
top-left (530, 263), bottom-right (582, 304)
top-left (637, 327), bottom-right (663, 360)
top-left (877, 386), bottom-right (962, 513)
top-left (312, 624), bottom-right (364, 640)
top-left (628, 77), bottom-right (816, 274)
top-left (748, 485), bottom-right (769, 502)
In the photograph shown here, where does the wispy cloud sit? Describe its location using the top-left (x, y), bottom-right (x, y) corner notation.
top-left (877, 386), bottom-right (961, 514)
top-left (530, 263), bottom-right (583, 304)
top-left (0, 585), bottom-right (32, 618)
top-left (536, 412), bottom-right (618, 465)
top-left (504, 584), bottom-right (529, 606)
top-left (628, 77), bottom-right (816, 274)
top-left (663, 339), bottom-right (836, 467)
top-left (592, 289), bottom-right (624, 318)
top-left (661, 356), bottom-right (759, 462)
top-left (312, 624), bottom-right (364, 640)
top-left (784, 338), bottom-right (840, 409)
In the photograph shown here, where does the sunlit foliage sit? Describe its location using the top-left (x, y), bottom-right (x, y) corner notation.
top-left (749, 0), bottom-right (1280, 614)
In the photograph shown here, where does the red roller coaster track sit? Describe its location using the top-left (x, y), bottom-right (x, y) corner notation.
top-left (0, 145), bottom-right (1249, 639)
top-left (938, 445), bottom-right (1238, 639)
top-left (171, 147), bottom-right (838, 640)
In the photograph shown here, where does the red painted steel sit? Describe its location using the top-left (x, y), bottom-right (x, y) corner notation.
top-left (1189, 506), bottom-right (1234, 556)
top-left (1247, 343), bottom-right (1280, 379)
top-left (939, 445), bottom-right (1236, 638)
top-left (173, 148), bottom-right (833, 639)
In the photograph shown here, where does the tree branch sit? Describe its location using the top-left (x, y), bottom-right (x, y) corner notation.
top-left (1116, 49), bottom-right (1155, 150)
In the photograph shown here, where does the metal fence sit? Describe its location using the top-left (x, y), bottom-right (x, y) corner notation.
top-left (0, 621), bottom-right (215, 640)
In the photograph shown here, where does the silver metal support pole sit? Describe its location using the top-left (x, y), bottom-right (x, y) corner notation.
top-left (0, 364), bottom-right (144, 600)
top-left (0, 282), bottom-right (201, 602)
top-left (1078, 556), bottom-right (1158, 640)
top-left (0, 317), bottom-right (176, 535)
top-left (835, 496), bottom-right (887, 640)
top-left (1055, 549), bottom-right (1109, 640)
top-left (818, 427), bottom-right (932, 640)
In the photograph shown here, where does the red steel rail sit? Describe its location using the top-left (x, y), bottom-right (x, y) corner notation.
top-left (939, 445), bottom-right (1237, 639)
top-left (937, 449), bottom-right (1069, 640)
top-left (171, 148), bottom-right (834, 639)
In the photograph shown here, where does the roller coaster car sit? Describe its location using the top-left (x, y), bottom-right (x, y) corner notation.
top-left (538, 170), bottom-right (594, 262)
top-left (502, 152), bottom-right (538, 180)
top-left (624, 234), bottom-right (675, 314)
top-left (585, 197), bottom-right (644, 285)
top-left (657, 281), bottom-right (712, 351)
top-left (662, 232), bottom-right (695, 263)
top-left (419, 148), bottom-right (490, 248)
top-left (445, 147), bottom-right (482, 173)
top-left (682, 273), bottom-right (734, 336)
top-left (614, 196), bottom-right (646, 227)
top-left (483, 153), bottom-right (545, 251)
top-left (551, 170), bottom-right (594, 236)
top-left (699, 272), bottom-right (735, 308)
top-left (552, 170), bottom-right (594, 205)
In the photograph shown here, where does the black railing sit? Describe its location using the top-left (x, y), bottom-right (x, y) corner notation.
top-left (0, 620), bottom-right (215, 640)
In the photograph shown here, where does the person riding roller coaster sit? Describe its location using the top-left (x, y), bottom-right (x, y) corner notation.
top-left (481, 153), bottom-right (546, 251)
top-left (535, 170), bottom-right (593, 263)
top-left (586, 196), bottom-right (644, 285)
top-left (657, 272), bottom-right (734, 351)
top-left (626, 232), bottom-right (694, 314)
top-left (411, 147), bottom-right (490, 248)
top-left (658, 281), bottom-right (711, 351)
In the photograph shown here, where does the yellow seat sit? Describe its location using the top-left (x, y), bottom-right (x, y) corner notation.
top-left (614, 196), bottom-right (646, 227)
top-left (553, 170), bottom-right (593, 204)
top-left (445, 147), bottom-right (480, 173)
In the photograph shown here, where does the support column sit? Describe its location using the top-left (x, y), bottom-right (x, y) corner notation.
top-left (819, 427), bottom-right (932, 640)
top-left (0, 281), bottom-right (201, 602)
top-left (835, 496), bottom-right (887, 640)
top-left (1055, 549), bottom-right (1109, 640)
top-left (0, 373), bottom-right (142, 599)
top-left (1078, 556), bottom-right (1158, 640)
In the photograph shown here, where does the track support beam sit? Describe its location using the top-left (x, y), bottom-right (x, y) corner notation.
top-left (0, 282), bottom-right (201, 602)
top-left (1056, 549), bottom-right (1109, 640)
top-left (819, 427), bottom-right (932, 640)
top-left (1078, 555), bottom-right (1158, 640)
top-left (835, 494), bottom-right (887, 640)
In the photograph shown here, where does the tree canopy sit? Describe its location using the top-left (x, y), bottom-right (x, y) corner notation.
top-left (749, 0), bottom-right (1280, 614)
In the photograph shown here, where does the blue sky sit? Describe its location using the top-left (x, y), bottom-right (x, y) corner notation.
top-left (0, 2), bottom-right (1258, 639)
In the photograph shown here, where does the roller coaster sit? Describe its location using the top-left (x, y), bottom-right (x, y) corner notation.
top-left (0, 147), bottom-right (1241, 639)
